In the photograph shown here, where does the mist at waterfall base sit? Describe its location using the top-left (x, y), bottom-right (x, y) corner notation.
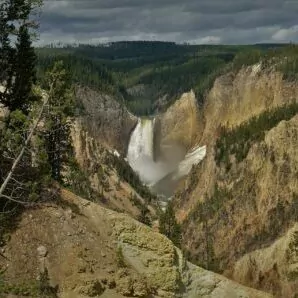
top-left (127, 118), bottom-right (206, 198)
top-left (127, 119), bottom-right (172, 185)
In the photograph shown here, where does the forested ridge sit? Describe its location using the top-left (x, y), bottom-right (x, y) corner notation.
top-left (36, 42), bottom-right (296, 115)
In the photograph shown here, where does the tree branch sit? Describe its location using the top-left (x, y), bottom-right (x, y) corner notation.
top-left (0, 193), bottom-right (30, 205)
top-left (0, 92), bottom-right (50, 203)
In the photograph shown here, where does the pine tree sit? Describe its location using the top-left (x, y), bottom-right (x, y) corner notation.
top-left (9, 25), bottom-right (38, 112)
top-left (0, 0), bottom-right (41, 113)
top-left (0, 0), bottom-right (16, 98)
top-left (138, 204), bottom-right (151, 226)
top-left (44, 61), bottom-right (74, 182)
top-left (159, 203), bottom-right (181, 247)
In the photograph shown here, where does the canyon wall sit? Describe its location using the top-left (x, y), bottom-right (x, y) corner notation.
top-left (158, 89), bottom-right (202, 151)
top-left (200, 64), bottom-right (298, 144)
top-left (69, 87), bottom-right (154, 219)
top-left (172, 65), bottom-right (298, 297)
top-left (75, 86), bottom-right (137, 155)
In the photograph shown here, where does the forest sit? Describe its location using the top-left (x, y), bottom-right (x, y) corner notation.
top-left (36, 42), bottom-right (295, 115)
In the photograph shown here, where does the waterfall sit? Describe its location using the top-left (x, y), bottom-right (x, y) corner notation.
top-left (127, 117), bottom-right (207, 194)
top-left (127, 118), bottom-right (154, 163)
top-left (127, 118), bottom-right (157, 184)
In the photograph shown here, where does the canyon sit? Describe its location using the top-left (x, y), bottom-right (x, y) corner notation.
top-left (1, 60), bottom-right (297, 297)
top-left (53, 62), bottom-right (298, 296)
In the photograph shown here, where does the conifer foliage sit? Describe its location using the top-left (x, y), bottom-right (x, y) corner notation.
top-left (159, 203), bottom-right (181, 247)
top-left (43, 61), bottom-right (74, 181)
top-left (0, 0), bottom-right (41, 113)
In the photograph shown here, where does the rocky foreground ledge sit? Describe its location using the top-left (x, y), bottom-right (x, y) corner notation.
top-left (1, 189), bottom-right (271, 298)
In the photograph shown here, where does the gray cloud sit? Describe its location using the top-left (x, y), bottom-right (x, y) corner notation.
top-left (37, 0), bottom-right (298, 45)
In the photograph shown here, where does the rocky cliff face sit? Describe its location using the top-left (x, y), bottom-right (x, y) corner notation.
top-left (171, 65), bottom-right (298, 297)
top-left (232, 223), bottom-right (298, 297)
top-left (0, 188), bottom-right (270, 298)
top-left (65, 86), bottom-right (156, 221)
top-left (75, 86), bottom-right (137, 155)
top-left (70, 119), bottom-right (154, 220)
top-left (200, 64), bottom-right (298, 144)
top-left (158, 90), bottom-right (202, 151)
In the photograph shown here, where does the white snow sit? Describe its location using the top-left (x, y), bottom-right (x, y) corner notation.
top-left (113, 150), bottom-right (120, 158)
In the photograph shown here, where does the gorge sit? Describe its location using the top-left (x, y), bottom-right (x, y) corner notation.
top-left (1, 40), bottom-right (297, 298)
top-left (62, 54), bottom-right (298, 297)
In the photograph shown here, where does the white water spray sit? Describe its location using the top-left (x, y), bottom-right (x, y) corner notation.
top-left (127, 118), bottom-right (165, 184)
top-left (173, 145), bottom-right (207, 180)
top-left (127, 117), bottom-right (207, 193)
top-left (127, 118), bottom-right (154, 163)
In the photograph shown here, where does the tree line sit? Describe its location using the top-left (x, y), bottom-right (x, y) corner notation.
top-left (36, 42), bottom-right (295, 116)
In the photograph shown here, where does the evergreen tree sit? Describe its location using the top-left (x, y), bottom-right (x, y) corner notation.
top-left (0, 0), bottom-right (41, 113)
top-left (159, 203), bottom-right (181, 247)
top-left (44, 61), bottom-right (74, 181)
top-left (0, 0), bottom-right (16, 97)
top-left (9, 25), bottom-right (38, 112)
top-left (138, 204), bottom-right (151, 226)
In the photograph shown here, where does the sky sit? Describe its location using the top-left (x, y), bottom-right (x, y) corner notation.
top-left (38, 0), bottom-right (298, 45)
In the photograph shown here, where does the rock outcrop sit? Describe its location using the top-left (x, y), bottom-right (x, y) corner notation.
top-left (75, 86), bottom-right (137, 155)
top-left (158, 90), bottom-right (202, 151)
top-left (232, 224), bottom-right (298, 297)
top-left (0, 189), bottom-right (270, 298)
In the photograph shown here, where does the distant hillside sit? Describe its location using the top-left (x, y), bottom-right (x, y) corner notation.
top-left (36, 41), bottom-right (291, 115)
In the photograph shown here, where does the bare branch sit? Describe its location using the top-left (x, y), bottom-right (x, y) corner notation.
top-left (0, 193), bottom-right (30, 205)
top-left (0, 92), bottom-right (50, 203)
top-left (10, 177), bottom-right (26, 186)
top-left (1, 203), bottom-right (17, 214)
top-left (0, 252), bottom-right (10, 261)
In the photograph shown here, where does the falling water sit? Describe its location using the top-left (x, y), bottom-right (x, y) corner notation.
top-left (127, 118), bottom-right (154, 163)
top-left (127, 118), bottom-right (158, 184)
top-left (127, 118), bottom-right (207, 194)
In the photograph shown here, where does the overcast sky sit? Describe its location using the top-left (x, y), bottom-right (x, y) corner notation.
top-left (37, 0), bottom-right (298, 45)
